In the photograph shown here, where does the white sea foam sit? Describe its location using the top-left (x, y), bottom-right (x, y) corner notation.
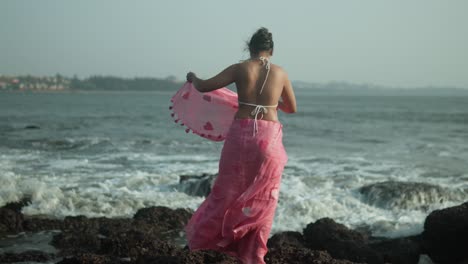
top-left (0, 170), bottom-right (204, 218)
top-left (1, 150), bottom-right (466, 238)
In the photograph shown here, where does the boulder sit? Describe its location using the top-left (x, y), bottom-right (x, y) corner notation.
top-left (369, 236), bottom-right (421, 264)
top-left (133, 206), bottom-right (192, 230)
top-left (136, 249), bottom-right (237, 264)
top-left (303, 218), bottom-right (382, 264)
top-left (267, 231), bottom-right (305, 249)
top-left (56, 253), bottom-right (123, 264)
top-left (422, 202), bottom-right (468, 264)
top-left (23, 217), bottom-right (63, 232)
top-left (177, 173), bottom-right (217, 197)
top-left (0, 197), bottom-right (31, 234)
top-left (358, 181), bottom-right (467, 211)
top-left (0, 208), bottom-right (23, 234)
top-left (265, 246), bottom-right (362, 264)
top-left (0, 250), bottom-right (55, 263)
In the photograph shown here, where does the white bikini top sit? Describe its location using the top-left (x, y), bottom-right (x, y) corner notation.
top-left (238, 56), bottom-right (278, 135)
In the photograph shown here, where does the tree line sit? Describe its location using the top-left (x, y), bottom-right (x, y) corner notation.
top-left (70, 75), bottom-right (182, 91)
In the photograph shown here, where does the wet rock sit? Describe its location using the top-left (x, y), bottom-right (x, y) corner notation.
top-left (267, 231), bottom-right (305, 249)
top-left (369, 236), bottom-right (421, 264)
top-left (48, 206), bottom-right (192, 259)
top-left (0, 197), bottom-right (32, 234)
top-left (303, 218), bottom-right (383, 264)
top-left (136, 249), bottom-right (237, 264)
top-left (303, 218), bottom-right (368, 246)
top-left (358, 181), bottom-right (467, 211)
top-left (422, 201), bottom-right (468, 264)
top-left (0, 250), bottom-right (55, 263)
top-left (62, 215), bottom-right (100, 232)
top-left (265, 246), bottom-right (361, 264)
top-left (23, 217), bottom-right (64, 232)
top-left (195, 249), bottom-right (238, 264)
top-left (51, 217), bottom-right (133, 255)
top-left (97, 218), bottom-right (133, 237)
top-left (2, 197), bottom-right (31, 212)
top-left (56, 253), bottom-right (123, 264)
top-left (0, 208), bottom-right (23, 234)
top-left (52, 229), bottom-right (102, 255)
top-left (177, 173), bottom-right (217, 197)
top-left (133, 206), bottom-right (192, 230)
top-left (100, 230), bottom-right (178, 258)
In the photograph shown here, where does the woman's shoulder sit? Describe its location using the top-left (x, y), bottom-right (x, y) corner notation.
top-left (270, 63), bottom-right (288, 78)
top-left (271, 63), bottom-right (285, 71)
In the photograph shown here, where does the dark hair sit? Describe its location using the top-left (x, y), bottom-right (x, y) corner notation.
top-left (247, 27), bottom-right (274, 55)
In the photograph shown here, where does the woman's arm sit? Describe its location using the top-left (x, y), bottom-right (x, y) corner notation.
top-left (187, 64), bottom-right (237, 93)
top-left (278, 74), bottom-right (297, 113)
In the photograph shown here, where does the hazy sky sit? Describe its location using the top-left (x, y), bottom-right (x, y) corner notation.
top-left (1, 0), bottom-right (467, 88)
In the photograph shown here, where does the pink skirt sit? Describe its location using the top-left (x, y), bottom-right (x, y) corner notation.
top-left (185, 118), bottom-right (288, 264)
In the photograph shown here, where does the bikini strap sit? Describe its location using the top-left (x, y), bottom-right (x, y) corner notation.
top-left (258, 56), bottom-right (271, 94)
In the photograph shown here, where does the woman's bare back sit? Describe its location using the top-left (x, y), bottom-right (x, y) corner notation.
top-left (187, 56), bottom-right (296, 119)
top-left (235, 58), bottom-right (291, 121)
top-left (234, 58), bottom-right (287, 121)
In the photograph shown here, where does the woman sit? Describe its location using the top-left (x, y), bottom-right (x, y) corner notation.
top-left (184, 27), bottom-right (296, 264)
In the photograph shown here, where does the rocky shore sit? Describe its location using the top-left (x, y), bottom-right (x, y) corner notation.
top-left (1, 196), bottom-right (467, 263)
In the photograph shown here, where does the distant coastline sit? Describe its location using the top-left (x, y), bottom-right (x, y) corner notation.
top-left (0, 74), bottom-right (182, 92)
top-left (1, 74), bottom-right (468, 96)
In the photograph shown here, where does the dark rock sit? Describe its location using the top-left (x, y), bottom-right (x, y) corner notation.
top-left (97, 218), bottom-right (133, 237)
top-left (56, 253), bottom-right (123, 264)
top-left (23, 217), bottom-right (64, 232)
top-left (323, 240), bottom-right (383, 264)
top-left (24, 125), bottom-right (40, 129)
top-left (2, 196), bottom-right (31, 212)
top-left (62, 215), bottom-right (100, 231)
top-left (265, 246), bottom-right (362, 264)
top-left (136, 249), bottom-right (238, 264)
top-left (303, 218), bottom-right (383, 264)
top-left (422, 201), bottom-right (468, 264)
top-left (197, 249), bottom-right (238, 264)
top-left (100, 230), bottom-right (178, 258)
top-left (303, 218), bottom-right (368, 246)
top-left (267, 231), bottom-right (305, 249)
top-left (49, 216), bottom-right (106, 255)
top-left (46, 207), bottom-right (192, 259)
top-left (133, 206), bottom-right (192, 230)
top-left (0, 250), bottom-right (54, 263)
top-left (177, 173), bottom-right (217, 197)
top-left (0, 208), bottom-right (23, 234)
top-left (52, 229), bottom-right (102, 255)
top-left (369, 236), bottom-right (421, 264)
top-left (136, 255), bottom-right (184, 264)
top-left (0, 197), bottom-right (32, 234)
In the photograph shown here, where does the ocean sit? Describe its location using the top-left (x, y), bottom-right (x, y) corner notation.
top-left (1, 88), bottom-right (467, 240)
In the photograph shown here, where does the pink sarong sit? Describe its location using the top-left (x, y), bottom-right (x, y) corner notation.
top-left (185, 119), bottom-right (287, 264)
top-left (170, 82), bottom-right (288, 263)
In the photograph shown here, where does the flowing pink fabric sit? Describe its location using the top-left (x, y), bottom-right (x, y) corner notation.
top-left (185, 119), bottom-right (288, 264)
top-left (170, 82), bottom-right (238, 141)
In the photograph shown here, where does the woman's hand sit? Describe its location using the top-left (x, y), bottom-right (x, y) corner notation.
top-left (186, 72), bottom-right (197, 83)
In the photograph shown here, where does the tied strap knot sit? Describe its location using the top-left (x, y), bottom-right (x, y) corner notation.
top-left (250, 105), bottom-right (268, 136)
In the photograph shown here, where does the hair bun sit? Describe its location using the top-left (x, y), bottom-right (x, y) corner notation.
top-left (248, 27), bottom-right (274, 55)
